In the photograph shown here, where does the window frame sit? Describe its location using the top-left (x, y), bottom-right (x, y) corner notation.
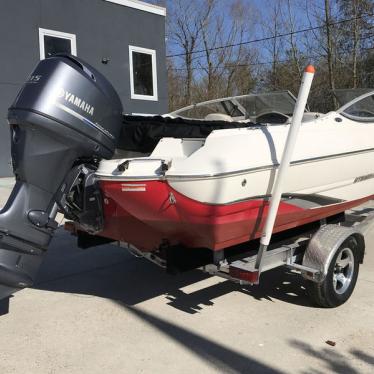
top-left (129, 45), bottom-right (158, 101)
top-left (39, 28), bottom-right (77, 60)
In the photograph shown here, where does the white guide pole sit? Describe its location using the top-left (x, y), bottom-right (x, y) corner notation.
top-left (255, 65), bottom-right (315, 270)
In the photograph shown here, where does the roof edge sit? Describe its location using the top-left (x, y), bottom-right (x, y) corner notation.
top-left (104, 0), bottom-right (166, 16)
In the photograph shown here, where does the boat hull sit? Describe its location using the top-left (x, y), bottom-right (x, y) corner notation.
top-left (98, 179), bottom-right (374, 252)
top-left (95, 112), bottom-right (374, 252)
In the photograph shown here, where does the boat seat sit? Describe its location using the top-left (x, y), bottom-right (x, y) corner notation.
top-left (204, 113), bottom-right (234, 122)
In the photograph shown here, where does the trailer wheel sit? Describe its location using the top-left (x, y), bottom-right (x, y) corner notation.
top-left (307, 236), bottom-right (360, 308)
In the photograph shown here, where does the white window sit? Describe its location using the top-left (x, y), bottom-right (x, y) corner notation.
top-left (129, 45), bottom-right (158, 101)
top-left (39, 28), bottom-right (77, 60)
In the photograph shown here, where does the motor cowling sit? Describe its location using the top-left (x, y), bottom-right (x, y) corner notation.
top-left (0, 55), bottom-right (123, 298)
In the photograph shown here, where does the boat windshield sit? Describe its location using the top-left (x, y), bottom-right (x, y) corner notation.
top-left (333, 88), bottom-right (374, 106)
top-left (168, 91), bottom-right (298, 122)
top-left (171, 99), bottom-right (244, 120)
top-left (338, 91), bottom-right (374, 122)
top-left (235, 91), bottom-right (297, 118)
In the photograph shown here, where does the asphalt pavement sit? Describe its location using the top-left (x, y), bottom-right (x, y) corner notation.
top-left (0, 177), bottom-right (373, 373)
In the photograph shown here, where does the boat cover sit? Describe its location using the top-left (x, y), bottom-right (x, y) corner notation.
top-left (119, 115), bottom-right (254, 153)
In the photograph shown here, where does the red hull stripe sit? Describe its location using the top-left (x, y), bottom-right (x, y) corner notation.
top-left (99, 180), bottom-right (373, 251)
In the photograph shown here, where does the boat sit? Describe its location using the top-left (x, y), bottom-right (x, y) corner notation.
top-left (0, 54), bottom-right (373, 306)
top-left (91, 90), bottom-right (374, 252)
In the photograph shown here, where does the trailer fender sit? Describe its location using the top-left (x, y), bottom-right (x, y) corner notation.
top-left (302, 224), bottom-right (365, 283)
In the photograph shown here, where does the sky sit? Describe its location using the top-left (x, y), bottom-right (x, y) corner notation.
top-left (145, 0), bottom-right (323, 59)
top-left (144, 0), bottom-right (371, 75)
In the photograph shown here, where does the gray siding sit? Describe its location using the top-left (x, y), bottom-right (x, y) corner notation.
top-left (0, 0), bottom-right (167, 176)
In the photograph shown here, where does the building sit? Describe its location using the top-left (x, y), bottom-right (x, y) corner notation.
top-left (0, 0), bottom-right (168, 176)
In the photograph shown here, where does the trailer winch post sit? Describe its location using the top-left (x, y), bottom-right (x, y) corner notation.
top-left (255, 65), bottom-right (315, 274)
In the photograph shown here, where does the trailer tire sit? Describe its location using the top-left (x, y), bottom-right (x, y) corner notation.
top-left (307, 236), bottom-right (360, 308)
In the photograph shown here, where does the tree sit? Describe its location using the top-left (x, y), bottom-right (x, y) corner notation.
top-left (261, 0), bottom-right (285, 90)
top-left (336, 0), bottom-right (374, 87)
top-left (198, 0), bottom-right (258, 99)
top-left (163, 0), bottom-right (374, 113)
top-left (324, 0), bottom-right (338, 108)
top-left (167, 0), bottom-right (215, 103)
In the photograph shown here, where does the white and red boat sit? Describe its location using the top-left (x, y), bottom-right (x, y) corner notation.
top-left (1, 55), bottom-right (372, 307)
top-left (93, 89), bottom-right (374, 252)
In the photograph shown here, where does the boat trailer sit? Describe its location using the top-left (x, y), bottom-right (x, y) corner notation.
top-left (115, 208), bottom-right (370, 308)
top-left (203, 218), bottom-right (366, 286)
top-left (115, 66), bottom-right (370, 308)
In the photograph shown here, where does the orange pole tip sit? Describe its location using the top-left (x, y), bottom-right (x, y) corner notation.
top-left (305, 65), bottom-right (315, 74)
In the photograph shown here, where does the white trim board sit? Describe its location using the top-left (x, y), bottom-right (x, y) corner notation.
top-left (105, 0), bottom-right (166, 16)
top-left (129, 45), bottom-right (158, 102)
top-left (39, 28), bottom-right (77, 60)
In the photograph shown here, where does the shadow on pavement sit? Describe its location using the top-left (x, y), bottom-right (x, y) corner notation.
top-left (289, 339), bottom-right (373, 374)
top-left (0, 296), bottom-right (10, 316)
top-left (33, 229), bottom-right (313, 313)
top-left (165, 267), bottom-right (312, 313)
top-left (350, 349), bottom-right (374, 366)
top-left (121, 304), bottom-right (282, 374)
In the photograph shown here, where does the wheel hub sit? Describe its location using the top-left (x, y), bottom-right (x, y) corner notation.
top-left (333, 247), bottom-right (354, 294)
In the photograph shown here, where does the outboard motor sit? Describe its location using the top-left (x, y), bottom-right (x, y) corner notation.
top-left (0, 55), bottom-right (123, 298)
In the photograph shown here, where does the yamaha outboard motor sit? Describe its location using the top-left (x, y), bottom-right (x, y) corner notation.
top-left (0, 55), bottom-right (122, 298)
